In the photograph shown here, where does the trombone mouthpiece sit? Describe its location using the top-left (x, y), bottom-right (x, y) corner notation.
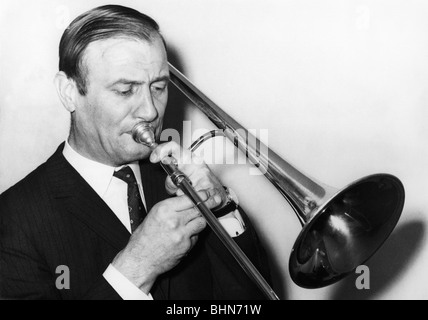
top-left (132, 122), bottom-right (157, 148)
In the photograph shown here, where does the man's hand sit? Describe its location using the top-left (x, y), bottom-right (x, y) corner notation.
top-left (150, 141), bottom-right (228, 205)
top-left (112, 142), bottom-right (228, 294)
top-left (111, 189), bottom-right (220, 294)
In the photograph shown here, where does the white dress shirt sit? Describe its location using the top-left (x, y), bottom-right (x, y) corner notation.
top-left (62, 140), bottom-right (245, 300)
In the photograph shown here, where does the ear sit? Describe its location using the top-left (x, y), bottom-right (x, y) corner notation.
top-left (54, 71), bottom-right (80, 113)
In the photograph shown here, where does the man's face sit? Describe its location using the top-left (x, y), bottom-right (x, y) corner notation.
top-left (72, 36), bottom-right (169, 166)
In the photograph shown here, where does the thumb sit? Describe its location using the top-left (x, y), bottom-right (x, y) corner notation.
top-left (150, 141), bottom-right (185, 164)
top-left (165, 176), bottom-right (185, 196)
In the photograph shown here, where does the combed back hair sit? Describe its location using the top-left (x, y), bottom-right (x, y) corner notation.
top-left (59, 5), bottom-right (163, 95)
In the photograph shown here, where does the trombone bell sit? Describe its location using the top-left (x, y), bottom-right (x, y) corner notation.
top-left (289, 173), bottom-right (404, 288)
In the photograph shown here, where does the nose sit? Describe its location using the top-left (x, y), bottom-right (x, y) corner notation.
top-left (134, 87), bottom-right (159, 122)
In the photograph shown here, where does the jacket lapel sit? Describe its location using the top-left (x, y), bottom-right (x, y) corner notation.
top-left (46, 144), bottom-right (131, 251)
top-left (46, 143), bottom-right (171, 299)
top-left (139, 159), bottom-right (169, 212)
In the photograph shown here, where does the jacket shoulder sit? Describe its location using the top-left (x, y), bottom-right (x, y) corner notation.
top-left (0, 147), bottom-right (63, 220)
top-left (0, 163), bottom-right (47, 203)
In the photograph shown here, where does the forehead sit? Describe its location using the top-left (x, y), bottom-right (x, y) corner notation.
top-left (82, 37), bottom-right (168, 83)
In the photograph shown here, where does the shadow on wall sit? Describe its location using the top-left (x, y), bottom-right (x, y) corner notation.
top-left (330, 218), bottom-right (426, 300)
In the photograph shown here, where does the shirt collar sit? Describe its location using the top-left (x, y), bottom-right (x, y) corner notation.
top-left (62, 140), bottom-right (143, 199)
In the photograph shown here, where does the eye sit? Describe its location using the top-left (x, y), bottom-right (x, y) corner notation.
top-left (118, 89), bottom-right (133, 96)
top-left (151, 82), bottom-right (167, 96)
top-left (115, 86), bottom-right (134, 97)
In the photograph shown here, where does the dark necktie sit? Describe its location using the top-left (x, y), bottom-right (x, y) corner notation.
top-left (113, 166), bottom-right (147, 233)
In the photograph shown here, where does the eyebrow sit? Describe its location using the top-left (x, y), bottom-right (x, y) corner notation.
top-left (108, 75), bottom-right (170, 87)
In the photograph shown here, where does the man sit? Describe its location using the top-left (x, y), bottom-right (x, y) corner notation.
top-left (0, 5), bottom-right (270, 300)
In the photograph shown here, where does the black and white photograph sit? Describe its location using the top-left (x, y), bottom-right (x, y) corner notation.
top-left (0, 0), bottom-right (426, 302)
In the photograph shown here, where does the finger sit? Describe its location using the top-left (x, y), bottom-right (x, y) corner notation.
top-left (165, 176), bottom-right (178, 195)
top-left (180, 166), bottom-right (224, 196)
top-left (177, 207), bottom-right (202, 224)
top-left (185, 216), bottom-right (207, 236)
top-left (175, 192), bottom-right (222, 229)
top-left (202, 188), bottom-right (223, 209)
top-left (164, 176), bottom-right (186, 196)
top-left (169, 191), bottom-right (210, 212)
top-left (150, 141), bottom-right (191, 165)
top-left (189, 235), bottom-right (199, 249)
top-left (180, 188), bottom-right (222, 213)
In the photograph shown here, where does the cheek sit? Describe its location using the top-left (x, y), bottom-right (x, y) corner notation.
top-left (155, 96), bottom-right (168, 121)
top-left (155, 89), bottom-right (168, 110)
top-left (154, 100), bottom-right (167, 131)
top-left (91, 98), bottom-right (130, 131)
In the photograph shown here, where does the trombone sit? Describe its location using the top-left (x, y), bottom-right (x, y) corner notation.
top-left (132, 63), bottom-right (405, 300)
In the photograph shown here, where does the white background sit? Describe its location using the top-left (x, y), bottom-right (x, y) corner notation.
top-left (0, 0), bottom-right (427, 299)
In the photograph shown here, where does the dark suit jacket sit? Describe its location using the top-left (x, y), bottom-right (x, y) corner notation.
top-left (0, 143), bottom-right (271, 300)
